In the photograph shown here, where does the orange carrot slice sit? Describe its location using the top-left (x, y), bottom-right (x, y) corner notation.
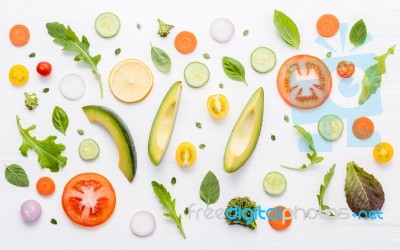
top-left (316, 14), bottom-right (339, 37)
top-left (174, 31), bottom-right (197, 54)
top-left (352, 117), bottom-right (374, 139)
top-left (10, 24), bottom-right (30, 46)
top-left (268, 206), bottom-right (292, 230)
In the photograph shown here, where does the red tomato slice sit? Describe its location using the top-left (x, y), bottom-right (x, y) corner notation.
top-left (277, 55), bottom-right (332, 109)
top-left (62, 173), bottom-right (116, 227)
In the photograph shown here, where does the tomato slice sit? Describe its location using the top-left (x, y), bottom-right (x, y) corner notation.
top-left (62, 173), bottom-right (116, 227)
top-left (336, 60), bottom-right (355, 78)
top-left (373, 142), bottom-right (394, 163)
top-left (207, 94), bottom-right (229, 119)
top-left (277, 55), bottom-right (332, 109)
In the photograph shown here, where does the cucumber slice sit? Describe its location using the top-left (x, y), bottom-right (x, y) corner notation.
top-left (79, 139), bottom-right (100, 161)
top-left (250, 47), bottom-right (276, 73)
top-left (318, 114), bottom-right (344, 141)
top-left (263, 171), bottom-right (287, 196)
top-left (184, 61), bottom-right (210, 88)
top-left (95, 12), bottom-right (120, 38)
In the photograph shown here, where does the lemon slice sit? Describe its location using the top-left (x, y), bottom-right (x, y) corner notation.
top-left (109, 59), bottom-right (154, 103)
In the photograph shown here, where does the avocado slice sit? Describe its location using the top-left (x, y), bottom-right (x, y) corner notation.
top-left (82, 105), bottom-right (137, 182)
top-left (148, 81), bottom-right (182, 166)
top-left (224, 87), bottom-right (264, 173)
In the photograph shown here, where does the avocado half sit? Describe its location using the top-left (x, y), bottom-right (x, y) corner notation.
top-left (224, 87), bottom-right (264, 173)
top-left (148, 81), bottom-right (182, 166)
top-left (82, 105), bottom-right (137, 182)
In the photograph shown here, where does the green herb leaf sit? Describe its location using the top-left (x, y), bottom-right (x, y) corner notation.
top-left (150, 44), bottom-right (171, 73)
top-left (52, 106), bottom-right (69, 135)
top-left (273, 10), bottom-right (300, 49)
top-left (199, 144), bottom-right (206, 150)
top-left (222, 56), bottom-right (247, 85)
top-left (29, 52), bottom-right (36, 58)
top-left (46, 22), bottom-right (103, 97)
top-left (243, 29), bottom-right (249, 37)
top-left (114, 48), bottom-right (121, 56)
top-left (4, 164), bottom-right (29, 187)
top-left (317, 165), bottom-right (335, 214)
top-left (284, 114), bottom-right (289, 123)
top-left (345, 161), bottom-right (385, 214)
top-left (171, 177), bottom-right (176, 185)
top-left (199, 171), bottom-right (220, 205)
top-left (271, 135), bottom-right (276, 141)
top-left (349, 19), bottom-right (367, 46)
top-left (42, 88), bottom-right (50, 93)
top-left (51, 218), bottom-right (57, 225)
top-left (17, 116), bottom-right (67, 172)
top-left (77, 129), bottom-right (84, 135)
top-left (294, 125), bottom-right (315, 152)
top-left (219, 83), bottom-right (224, 89)
top-left (359, 45), bottom-right (395, 105)
top-left (195, 122), bottom-right (202, 129)
top-left (184, 207), bottom-right (189, 215)
top-left (137, 23), bottom-right (141, 30)
top-left (203, 53), bottom-right (210, 59)
top-left (326, 51), bottom-right (332, 58)
top-left (151, 181), bottom-right (186, 239)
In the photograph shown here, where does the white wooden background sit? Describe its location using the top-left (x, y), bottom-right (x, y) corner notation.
top-left (1, 0), bottom-right (399, 249)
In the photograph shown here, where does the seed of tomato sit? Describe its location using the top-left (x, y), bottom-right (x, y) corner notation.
top-left (36, 61), bottom-right (52, 76)
top-left (336, 61), bottom-right (355, 78)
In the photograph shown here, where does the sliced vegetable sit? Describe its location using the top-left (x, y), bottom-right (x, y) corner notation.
top-left (130, 211), bottom-right (156, 237)
top-left (95, 12), bottom-right (121, 38)
top-left (176, 142), bottom-right (197, 167)
top-left (52, 106), bottom-right (69, 135)
top-left (318, 114), bottom-right (344, 141)
top-left (199, 171), bottom-right (220, 205)
top-left (263, 171), bottom-right (287, 196)
top-left (10, 24), bottom-right (30, 46)
top-left (207, 94), bottom-right (229, 120)
top-left (349, 19), bottom-right (367, 46)
top-left (352, 117), bottom-right (374, 139)
top-left (59, 73), bottom-right (86, 100)
top-left (36, 62), bottom-right (52, 76)
top-left (268, 206), bottom-right (292, 230)
top-left (373, 142), bottom-right (394, 163)
top-left (5, 164), bottom-right (29, 187)
top-left (174, 31), bottom-right (197, 54)
top-left (210, 18), bottom-right (235, 43)
top-left (250, 47), bottom-right (276, 73)
top-left (184, 61), bottom-right (210, 88)
top-left (20, 200), bottom-right (41, 223)
top-left (9, 64), bottom-right (29, 86)
top-left (79, 139), bottom-right (100, 161)
top-left (36, 176), bottom-right (55, 196)
top-left (273, 10), bottom-right (300, 49)
top-left (316, 14), bottom-right (339, 37)
top-left (151, 44), bottom-right (171, 73)
top-left (337, 61), bottom-right (355, 78)
top-left (222, 56), bottom-right (247, 85)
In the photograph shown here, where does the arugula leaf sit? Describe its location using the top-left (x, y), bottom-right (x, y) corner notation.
top-left (349, 19), bottom-right (367, 46)
top-left (150, 43), bottom-right (171, 73)
top-left (46, 22), bottom-right (103, 97)
top-left (4, 164), bottom-right (29, 187)
top-left (52, 106), bottom-right (69, 135)
top-left (222, 56), bottom-right (247, 85)
top-left (294, 125), bottom-right (315, 152)
top-left (317, 165), bottom-right (335, 214)
top-left (17, 116), bottom-right (67, 172)
top-left (345, 161), bottom-right (385, 214)
top-left (273, 10), bottom-right (300, 49)
top-left (359, 45), bottom-right (395, 105)
top-left (199, 171), bottom-right (220, 205)
top-left (152, 181), bottom-right (186, 239)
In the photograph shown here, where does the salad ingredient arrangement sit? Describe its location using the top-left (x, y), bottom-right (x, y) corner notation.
top-left (150, 44), bottom-right (172, 73)
top-left (5, 164), bottom-right (29, 187)
top-left (317, 165), bottom-right (335, 215)
top-left (59, 73), bottom-right (86, 100)
top-left (373, 142), bottom-right (394, 163)
top-left (79, 139), bottom-right (100, 161)
top-left (184, 61), bottom-right (210, 88)
top-left (94, 12), bottom-right (120, 38)
top-left (175, 142), bottom-right (197, 167)
top-left (199, 171), bottom-right (220, 205)
top-left (36, 176), bottom-right (55, 196)
top-left (316, 14), bottom-right (339, 37)
top-left (20, 200), bottom-right (41, 223)
top-left (52, 106), bottom-right (69, 135)
top-left (24, 92), bottom-right (39, 110)
top-left (317, 114), bottom-right (344, 141)
top-left (273, 10), bottom-right (300, 49)
top-left (222, 56), bottom-right (247, 85)
top-left (263, 171), bottom-right (287, 196)
top-left (207, 94), bottom-right (229, 120)
top-left (349, 19), bottom-right (367, 46)
top-left (174, 31), bottom-right (197, 54)
top-left (224, 88), bottom-right (264, 173)
top-left (225, 196), bottom-right (257, 229)
top-left (250, 46), bottom-right (276, 73)
top-left (210, 18), bottom-right (235, 43)
top-left (157, 18), bottom-right (174, 37)
top-left (130, 211), bottom-right (157, 237)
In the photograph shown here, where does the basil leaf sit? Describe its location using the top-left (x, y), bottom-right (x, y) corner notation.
top-left (222, 56), bottom-right (247, 85)
top-left (151, 44), bottom-right (171, 73)
top-left (52, 106), bottom-right (69, 135)
top-left (345, 161), bottom-right (385, 214)
top-left (5, 164), bottom-right (29, 187)
top-left (273, 10), bottom-right (300, 49)
top-left (349, 19), bottom-right (367, 46)
top-left (199, 171), bottom-right (220, 205)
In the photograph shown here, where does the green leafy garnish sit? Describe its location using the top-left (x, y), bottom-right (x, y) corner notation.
top-left (199, 171), bottom-right (220, 205)
top-left (222, 56), bottom-right (247, 85)
top-left (184, 207), bottom-right (189, 215)
top-left (349, 19), bottom-right (367, 47)
top-left (317, 165), bottom-right (335, 215)
top-left (4, 164), bottom-right (29, 187)
top-left (114, 48), bottom-right (121, 56)
top-left (17, 116), bottom-right (67, 172)
top-left (46, 22), bottom-right (103, 97)
top-left (51, 218), bottom-right (57, 225)
top-left (273, 10), bottom-right (300, 49)
top-left (29, 52), bottom-right (36, 58)
top-left (195, 122), bottom-right (202, 129)
top-left (151, 181), bottom-right (186, 239)
top-left (77, 129), bottom-right (84, 135)
top-left (219, 83), bottom-right (224, 89)
top-left (150, 43), bottom-right (171, 73)
top-left (359, 45), bottom-right (395, 105)
top-left (243, 29), bottom-right (249, 37)
top-left (42, 88), bottom-right (50, 93)
top-left (271, 135), bottom-right (276, 141)
top-left (52, 106), bottom-right (69, 135)
top-left (345, 161), bottom-right (385, 215)
top-left (284, 114), bottom-right (289, 123)
top-left (171, 177), bottom-right (176, 185)
top-left (326, 51), bottom-right (332, 58)
top-left (136, 23), bottom-right (141, 30)
top-left (203, 53), bottom-right (210, 59)
top-left (199, 144), bottom-right (206, 150)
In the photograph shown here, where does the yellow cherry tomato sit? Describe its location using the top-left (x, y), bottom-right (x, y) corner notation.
top-left (207, 94), bottom-right (229, 120)
top-left (373, 142), bottom-right (394, 163)
top-left (176, 142), bottom-right (197, 167)
top-left (9, 64), bottom-right (29, 86)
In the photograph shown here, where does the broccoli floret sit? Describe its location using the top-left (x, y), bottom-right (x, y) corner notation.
top-left (157, 18), bottom-right (174, 37)
top-left (24, 92), bottom-right (39, 110)
top-left (225, 196), bottom-right (257, 230)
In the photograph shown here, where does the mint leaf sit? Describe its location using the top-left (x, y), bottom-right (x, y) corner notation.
top-left (199, 171), bottom-right (220, 205)
top-left (222, 56), bottom-right (247, 85)
top-left (349, 19), bottom-right (367, 46)
top-left (273, 10), bottom-right (300, 49)
top-left (318, 165), bottom-right (335, 214)
top-left (52, 106), bottom-right (69, 135)
top-left (5, 164), bottom-right (29, 187)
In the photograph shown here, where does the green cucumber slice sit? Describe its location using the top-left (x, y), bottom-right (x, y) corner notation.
top-left (184, 61), bottom-right (210, 88)
top-left (79, 139), bottom-right (100, 161)
top-left (263, 171), bottom-right (287, 196)
top-left (95, 12), bottom-right (121, 38)
top-left (250, 47), bottom-right (276, 73)
top-left (318, 114), bottom-right (344, 141)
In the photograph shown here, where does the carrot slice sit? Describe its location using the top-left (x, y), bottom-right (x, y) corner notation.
top-left (352, 117), bottom-right (374, 139)
top-left (174, 31), bottom-right (197, 54)
top-left (268, 206), bottom-right (292, 230)
top-left (36, 177), bottom-right (56, 196)
top-left (10, 24), bottom-right (30, 46)
top-left (316, 14), bottom-right (339, 37)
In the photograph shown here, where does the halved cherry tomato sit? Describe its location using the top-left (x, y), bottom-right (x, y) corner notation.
top-left (62, 173), bottom-right (116, 227)
top-left (336, 61), bottom-right (355, 78)
top-left (9, 64), bottom-right (29, 86)
top-left (36, 177), bottom-right (55, 196)
top-left (36, 62), bottom-right (52, 76)
top-left (277, 55), bottom-right (332, 109)
top-left (207, 94), bottom-right (229, 119)
top-left (373, 142), bottom-right (394, 163)
top-left (268, 206), bottom-right (292, 230)
top-left (176, 142), bottom-right (197, 167)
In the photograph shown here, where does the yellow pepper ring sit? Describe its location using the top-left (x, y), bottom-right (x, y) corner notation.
top-left (9, 64), bottom-right (29, 86)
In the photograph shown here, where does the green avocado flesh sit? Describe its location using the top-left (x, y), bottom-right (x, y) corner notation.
top-left (224, 87), bottom-right (264, 173)
top-left (82, 105), bottom-right (137, 182)
top-left (148, 81), bottom-right (182, 166)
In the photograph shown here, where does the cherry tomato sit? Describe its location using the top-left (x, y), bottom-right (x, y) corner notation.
top-left (9, 64), bottom-right (29, 86)
top-left (336, 61), bottom-right (355, 78)
top-left (36, 61), bottom-right (52, 76)
top-left (373, 142), bottom-right (394, 163)
top-left (207, 94), bottom-right (229, 119)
